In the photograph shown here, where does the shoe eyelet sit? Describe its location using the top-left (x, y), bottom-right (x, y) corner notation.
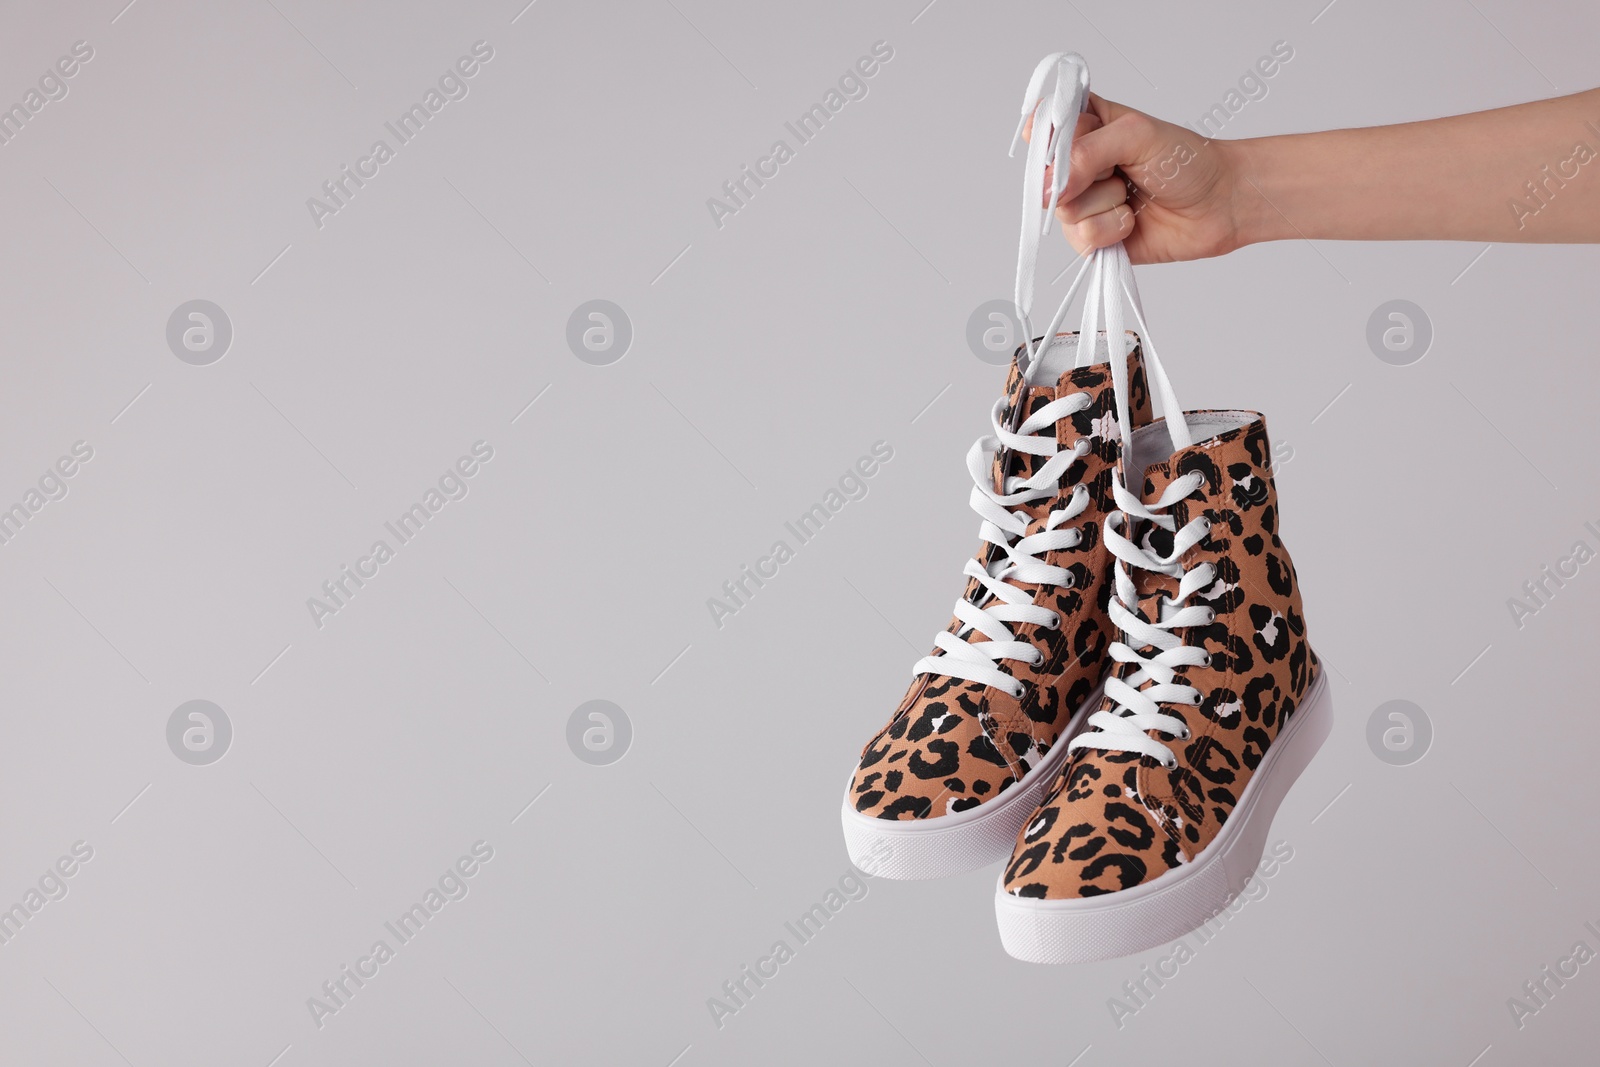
top-left (1044, 614), bottom-right (1061, 631)
top-left (1012, 684), bottom-right (1027, 699)
top-left (1202, 652), bottom-right (1214, 668)
top-left (1203, 608), bottom-right (1217, 624)
top-left (1161, 755), bottom-right (1178, 770)
top-left (1190, 691), bottom-right (1203, 706)
top-left (1073, 437), bottom-right (1089, 456)
top-left (1030, 650), bottom-right (1046, 667)
top-left (1176, 727), bottom-right (1192, 741)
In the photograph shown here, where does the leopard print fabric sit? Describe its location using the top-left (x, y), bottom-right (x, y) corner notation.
top-left (849, 348), bottom-right (1152, 821)
top-left (1002, 413), bottom-right (1321, 895)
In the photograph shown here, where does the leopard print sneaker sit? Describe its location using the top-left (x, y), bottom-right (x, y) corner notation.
top-left (839, 340), bottom-right (1153, 879)
top-left (995, 412), bottom-right (1331, 961)
top-left (841, 53), bottom-right (1179, 880)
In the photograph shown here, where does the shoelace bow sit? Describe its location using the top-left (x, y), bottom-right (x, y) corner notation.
top-left (1067, 470), bottom-right (1216, 768)
top-left (913, 393), bottom-right (1094, 698)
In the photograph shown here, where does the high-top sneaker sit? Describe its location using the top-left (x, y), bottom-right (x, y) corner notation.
top-left (995, 412), bottom-right (1332, 961)
top-left (839, 337), bottom-right (1154, 879)
top-left (840, 52), bottom-right (1175, 880)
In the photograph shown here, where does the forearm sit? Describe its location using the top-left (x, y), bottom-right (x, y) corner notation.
top-left (1227, 88), bottom-right (1600, 246)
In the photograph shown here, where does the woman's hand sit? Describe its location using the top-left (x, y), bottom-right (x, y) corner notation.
top-left (1027, 94), bottom-right (1246, 264)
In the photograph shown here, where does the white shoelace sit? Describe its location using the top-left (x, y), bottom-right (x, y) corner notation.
top-left (914, 392), bottom-right (1094, 698)
top-left (907, 54), bottom-right (1096, 701)
top-left (1067, 470), bottom-right (1216, 768)
top-left (1011, 52), bottom-right (1090, 335)
top-left (913, 53), bottom-right (1200, 703)
top-left (1007, 54), bottom-right (1191, 459)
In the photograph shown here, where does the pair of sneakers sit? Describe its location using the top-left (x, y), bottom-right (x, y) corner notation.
top-left (838, 54), bottom-right (1332, 964)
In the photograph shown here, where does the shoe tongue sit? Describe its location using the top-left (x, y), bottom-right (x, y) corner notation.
top-left (991, 355), bottom-right (1130, 503)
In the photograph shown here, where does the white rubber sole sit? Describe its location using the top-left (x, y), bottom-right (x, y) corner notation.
top-left (840, 684), bottom-right (1103, 881)
top-left (995, 668), bottom-right (1333, 963)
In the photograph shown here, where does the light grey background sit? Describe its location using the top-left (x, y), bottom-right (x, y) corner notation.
top-left (0, 0), bottom-right (1595, 1063)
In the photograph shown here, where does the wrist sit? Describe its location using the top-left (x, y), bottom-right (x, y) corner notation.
top-left (1221, 137), bottom-right (1286, 250)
